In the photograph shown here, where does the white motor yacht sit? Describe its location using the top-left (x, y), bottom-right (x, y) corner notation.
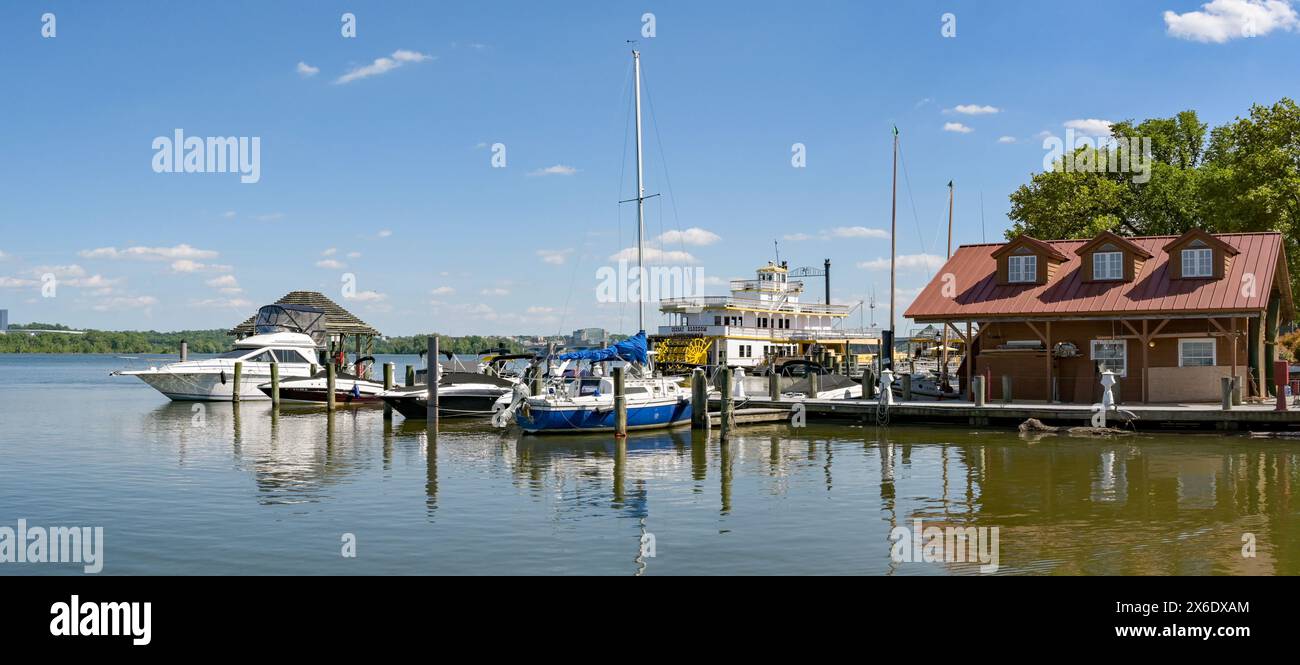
top-left (114, 331), bottom-right (321, 401)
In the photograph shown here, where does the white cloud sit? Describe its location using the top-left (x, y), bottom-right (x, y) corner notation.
top-left (92, 295), bottom-right (158, 311)
top-left (949, 104), bottom-right (1000, 115)
top-left (376, 229), bottom-right (392, 238)
top-left (943, 122), bottom-right (974, 134)
top-left (998, 136), bottom-right (1018, 144)
top-left (430, 286), bottom-right (455, 295)
top-left (537, 248), bottom-right (574, 265)
top-left (32, 265), bottom-right (86, 278)
top-left (335, 49), bottom-right (434, 84)
top-left (79, 244), bottom-right (217, 261)
top-left (527, 306), bottom-right (556, 314)
top-left (0, 250), bottom-right (7, 260)
top-left (222, 211), bottom-right (236, 219)
top-left (297, 61), bottom-right (320, 77)
top-left (322, 248), bottom-right (338, 256)
top-left (316, 259), bottom-right (346, 269)
top-left (1064, 118), bottom-right (1114, 137)
top-left (480, 287), bottom-right (510, 296)
top-left (255, 212), bottom-right (284, 222)
top-left (528, 164), bottom-right (579, 177)
top-left (658, 227), bottom-right (721, 246)
top-left (1164, 0), bottom-right (1298, 43)
top-left (828, 226), bottom-right (890, 239)
top-left (206, 275), bottom-right (242, 294)
top-left (608, 247), bottom-right (697, 264)
top-left (170, 260), bottom-right (231, 273)
top-left (782, 233), bottom-right (813, 241)
top-left (345, 290), bottom-right (387, 302)
top-left (0, 276), bottom-right (37, 288)
top-left (347, 251), bottom-right (361, 259)
top-left (857, 254), bottom-right (947, 272)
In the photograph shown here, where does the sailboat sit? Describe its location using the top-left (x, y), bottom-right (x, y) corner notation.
top-left (495, 50), bottom-right (692, 434)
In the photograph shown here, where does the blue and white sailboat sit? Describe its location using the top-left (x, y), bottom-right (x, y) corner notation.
top-left (496, 50), bottom-right (693, 434)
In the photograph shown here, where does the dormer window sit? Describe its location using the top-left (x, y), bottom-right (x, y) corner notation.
top-left (1182, 247), bottom-right (1213, 278)
top-left (1008, 255), bottom-right (1036, 283)
top-left (1093, 251), bottom-right (1123, 280)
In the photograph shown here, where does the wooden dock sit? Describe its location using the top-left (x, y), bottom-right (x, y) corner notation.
top-left (705, 397), bottom-right (1300, 430)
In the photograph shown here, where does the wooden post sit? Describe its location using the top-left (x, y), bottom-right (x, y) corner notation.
top-left (613, 365), bottom-right (627, 437)
top-left (383, 362), bottom-right (394, 420)
top-left (1221, 377), bottom-right (1233, 411)
top-left (326, 363), bottom-right (336, 411)
top-left (720, 366), bottom-right (733, 439)
top-left (426, 336), bottom-right (439, 426)
top-left (232, 361), bottom-right (243, 403)
top-left (965, 321), bottom-right (974, 401)
top-left (973, 375), bottom-right (986, 407)
top-left (808, 371), bottom-right (820, 398)
top-left (1044, 321), bottom-right (1052, 404)
top-left (862, 368), bottom-right (875, 400)
top-left (405, 364), bottom-right (415, 387)
top-left (1002, 375), bottom-right (1012, 405)
top-left (901, 373), bottom-right (912, 401)
top-left (269, 362), bottom-right (280, 407)
top-left (769, 370), bottom-right (781, 401)
top-left (180, 340), bottom-right (188, 362)
top-left (691, 367), bottom-right (709, 430)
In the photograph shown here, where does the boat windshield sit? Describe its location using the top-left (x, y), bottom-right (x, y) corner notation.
top-left (577, 379), bottom-right (603, 397)
top-left (215, 349), bottom-right (255, 359)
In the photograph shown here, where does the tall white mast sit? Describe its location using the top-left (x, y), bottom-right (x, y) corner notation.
top-left (632, 50), bottom-right (647, 333)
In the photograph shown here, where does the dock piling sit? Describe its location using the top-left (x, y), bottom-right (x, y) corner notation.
top-left (326, 363), bottom-right (336, 411)
top-left (232, 362), bottom-right (243, 403)
top-left (1002, 375), bottom-right (1012, 404)
top-left (1221, 377), bottom-right (1233, 411)
top-left (180, 340), bottom-right (188, 362)
top-left (900, 373), bottom-right (912, 401)
top-left (720, 366), bottom-right (733, 439)
top-left (972, 375), bottom-right (986, 407)
top-left (270, 362), bottom-right (280, 407)
top-left (769, 371), bottom-right (781, 401)
top-left (405, 364), bottom-right (415, 388)
top-left (383, 362), bottom-right (394, 420)
top-left (613, 365), bottom-right (627, 438)
top-left (691, 367), bottom-right (709, 430)
top-left (862, 368), bottom-right (875, 400)
top-left (808, 371), bottom-right (820, 398)
top-left (426, 336), bottom-right (439, 426)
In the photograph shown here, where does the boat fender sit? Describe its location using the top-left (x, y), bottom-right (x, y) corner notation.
top-left (220, 370), bottom-right (227, 385)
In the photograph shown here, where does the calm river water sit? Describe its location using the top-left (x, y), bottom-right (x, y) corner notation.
top-left (1, 354), bottom-right (1296, 575)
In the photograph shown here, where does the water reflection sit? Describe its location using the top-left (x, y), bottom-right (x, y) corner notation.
top-left (134, 401), bottom-right (1300, 574)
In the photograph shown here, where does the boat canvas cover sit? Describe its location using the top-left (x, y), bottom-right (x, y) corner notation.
top-left (255, 304), bottom-right (326, 344)
top-left (557, 331), bottom-right (648, 365)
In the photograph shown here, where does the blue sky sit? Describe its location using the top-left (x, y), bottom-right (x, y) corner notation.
top-left (1, 0), bottom-right (1298, 335)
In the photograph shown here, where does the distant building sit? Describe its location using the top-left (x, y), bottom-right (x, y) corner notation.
top-left (571, 328), bottom-right (607, 345)
top-left (0, 309), bottom-right (7, 333)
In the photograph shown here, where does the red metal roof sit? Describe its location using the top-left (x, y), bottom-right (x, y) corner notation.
top-left (905, 232), bottom-right (1289, 321)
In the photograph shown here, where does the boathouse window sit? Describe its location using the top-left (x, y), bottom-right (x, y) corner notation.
top-left (1008, 255), bottom-right (1037, 283)
top-left (1090, 339), bottom-right (1127, 377)
top-left (1182, 247), bottom-right (1213, 277)
top-left (1178, 339), bottom-right (1216, 367)
top-left (1093, 251), bottom-right (1123, 280)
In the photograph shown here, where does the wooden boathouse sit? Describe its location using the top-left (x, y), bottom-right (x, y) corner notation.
top-left (904, 230), bottom-right (1294, 404)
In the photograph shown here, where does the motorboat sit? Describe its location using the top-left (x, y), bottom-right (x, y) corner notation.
top-left (113, 304), bottom-right (326, 401)
top-left (114, 332), bottom-right (320, 401)
top-left (257, 358), bottom-right (386, 405)
top-left (378, 354), bottom-right (531, 419)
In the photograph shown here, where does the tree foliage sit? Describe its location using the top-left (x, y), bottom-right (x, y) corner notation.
top-left (1006, 98), bottom-right (1300, 297)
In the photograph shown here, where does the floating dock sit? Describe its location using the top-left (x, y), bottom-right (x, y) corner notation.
top-left (707, 397), bottom-right (1300, 430)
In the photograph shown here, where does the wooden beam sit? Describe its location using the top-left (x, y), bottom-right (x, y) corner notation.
top-left (966, 321), bottom-right (973, 401)
top-left (1141, 320), bottom-right (1149, 404)
top-left (1045, 320), bottom-right (1053, 403)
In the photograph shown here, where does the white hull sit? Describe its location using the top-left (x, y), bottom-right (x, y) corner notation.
top-left (124, 368), bottom-right (301, 401)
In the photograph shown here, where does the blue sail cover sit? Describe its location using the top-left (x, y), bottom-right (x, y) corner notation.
top-left (556, 331), bottom-right (648, 365)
